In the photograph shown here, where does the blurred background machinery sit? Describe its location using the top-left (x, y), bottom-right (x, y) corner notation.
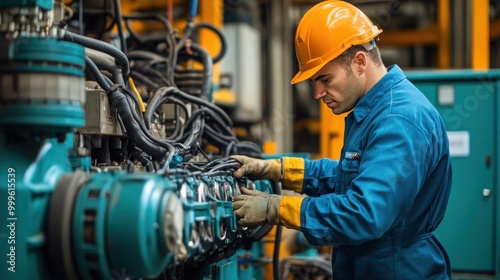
top-left (0, 0), bottom-right (284, 279)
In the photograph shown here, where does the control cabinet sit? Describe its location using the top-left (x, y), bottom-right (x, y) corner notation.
top-left (407, 70), bottom-right (500, 279)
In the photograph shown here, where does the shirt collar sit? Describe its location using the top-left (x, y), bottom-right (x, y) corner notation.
top-left (353, 64), bottom-right (406, 122)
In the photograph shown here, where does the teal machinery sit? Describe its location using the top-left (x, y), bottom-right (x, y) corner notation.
top-left (0, 1), bottom-right (275, 279)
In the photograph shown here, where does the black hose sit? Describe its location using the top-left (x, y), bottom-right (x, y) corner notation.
top-left (156, 143), bottom-right (177, 175)
top-left (122, 13), bottom-right (176, 75)
top-left (128, 50), bottom-right (166, 61)
top-left (183, 117), bottom-right (203, 147)
top-left (202, 109), bottom-right (234, 136)
top-left (99, 74), bottom-right (143, 120)
top-left (85, 57), bottom-right (111, 91)
top-left (204, 126), bottom-right (236, 142)
top-left (99, 76), bottom-right (170, 160)
top-left (273, 225), bottom-right (282, 280)
top-left (165, 105), bottom-right (182, 141)
top-left (122, 13), bottom-right (175, 34)
top-left (144, 86), bottom-right (176, 128)
top-left (112, 0), bottom-right (127, 56)
top-left (171, 23), bottom-right (194, 84)
top-left (165, 87), bottom-right (232, 127)
top-left (273, 181), bottom-right (283, 280)
top-left (182, 108), bottom-right (206, 132)
top-left (87, 61), bottom-right (169, 160)
top-left (124, 19), bottom-right (145, 45)
top-left (86, 51), bottom-right (116, 73)
top-left (107, 89), bottom-right (167, 160)
top-left (225, 141), bottom-right (237, 156)
top-left (177, 42), bottom-right (212, 100)
top-left (87, 52), bottom-right (126, 86)
top-left (161, 97), bottom-right (189, 141)
top-left (130, 146), bottom-right (154, 172)
top-left (102, 73), bottom-right (116, 88)
top-left (144, 66), bottom-right (173, 87)
top-left (131, 71), bottom-right (159, 89)
top-left (112, 66), bottom-right (125, 85)
top-left (237, 141), bottom-right (262, 154)
top-left (202, 128), bottom-right (230, 150)
top-left (79, 0), bottom-right (84, 34)
top-left (64, 30), bottom-right (130, 80)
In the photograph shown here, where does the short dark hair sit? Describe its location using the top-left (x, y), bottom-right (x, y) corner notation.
top-left (334, 45), bottom-right (382, 74)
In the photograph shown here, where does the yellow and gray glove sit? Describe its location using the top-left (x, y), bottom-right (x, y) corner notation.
top-left (230, 155), bottom-right (282, 182)
top-left (232, 187), bottom-right (281, 227)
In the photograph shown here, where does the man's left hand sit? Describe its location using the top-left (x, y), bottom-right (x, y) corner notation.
top-left (233, 187), bottom-right (281, 227)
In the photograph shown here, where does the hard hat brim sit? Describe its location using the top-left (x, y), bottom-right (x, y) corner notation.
top-left (290, 62), bottom-right (325, 85)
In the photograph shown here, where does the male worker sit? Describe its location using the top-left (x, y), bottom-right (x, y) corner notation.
top-left (231, 1), bottom-right (452, 279)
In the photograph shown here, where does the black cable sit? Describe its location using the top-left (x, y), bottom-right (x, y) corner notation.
top-left (273, 181), bottom-right (283, 280)
top-left (274, 225), bottom-right (282, 280)
top-left (85, 57), bottom-right (111, 91)
top-left (107, 88), bottom-right (167, 159)
top-left (145, 66), bottom-right (173, 87)
top-left (204, 126), bottom-right (236, 142)
top-left (121, 13), bottom-right (177, 83)
top-left (131, 63), bottom-right (170, 87)
top-left (122, 13), bottom-right (177, 72)
top-left (177, 42), bottom-right (212, 100)
top-left (163, 98), bottom-right (189, 141)
top-left (128, 50), bottom-right (166, 62)
top-left (86, 51), bottom-right (116, 74)
top-left (64, 30), bottom-right (130, 80)
top-left (182, 108), bottom-right (206, 132)
top-left (184, 117), bottom-right (203, 148)
top-left (131, 71), bottom-right (159, 89)
top-left (112, 0), bottom-right (127, 56)
top-left (144, 87), bottom-right (177, 128)
top-left (202, 129), bottom-right (231, 150)
top-left (95, 71), bottom-right (174, 161)
top-left (156, 143), bottom-right (176, 175)
top-left (79, 0), bottom-right (84, 34)
top-left (99, 72), bottom-right (172, 162)
top-left (192, 22), bottom-right (227, 63)
top-left (273, 225), bottom-right (283, 280)
top-left (99, 74), bottom-right (143, 121)
top-left (236, 141), bottom-right (262, 154)
top-left (112, 66), bottom-right (125, 85)
top-left (202, 109), bottom-right (234, 136)
top-left (225, 141), bottom-right (237, 156)
top-left (204, 161), bottom-right (240, 173)
top-left (163, 87), bottom-right (232, 127)
top-left (124, 19), bottom-right (145, 45)
top-left (130, 146), bottom-right (155, 172)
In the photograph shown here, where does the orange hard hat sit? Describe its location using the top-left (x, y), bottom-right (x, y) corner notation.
top-left (291, 1), bottom-right (383, 84)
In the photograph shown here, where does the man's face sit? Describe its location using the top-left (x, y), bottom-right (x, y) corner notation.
top-left (310, 60), bottom-right (365, 115)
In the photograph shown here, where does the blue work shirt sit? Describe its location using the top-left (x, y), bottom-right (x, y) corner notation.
top-left (299, 65), bottom-right (452, 279)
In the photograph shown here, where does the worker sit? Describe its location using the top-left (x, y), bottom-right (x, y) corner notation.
top-left (231, 1), bottom-right (452, 279)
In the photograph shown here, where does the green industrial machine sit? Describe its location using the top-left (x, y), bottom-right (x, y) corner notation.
top-left (0, 1), bottom-right (276, 280)
top-left (407, 70), bottom-right (500, 280)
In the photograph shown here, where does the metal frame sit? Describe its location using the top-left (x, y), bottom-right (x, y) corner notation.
top-left (471, 0), bottom-right (489, 70)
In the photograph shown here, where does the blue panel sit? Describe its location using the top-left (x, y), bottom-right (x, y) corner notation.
top-left (407, 71), bottom-right (497, 274)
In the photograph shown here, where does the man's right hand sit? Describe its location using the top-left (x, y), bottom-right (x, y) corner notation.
top-left (230, 155), bottom-right (282, 182)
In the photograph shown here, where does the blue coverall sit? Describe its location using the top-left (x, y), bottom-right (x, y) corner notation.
top-left (283, 65), bottom-right (452, 279)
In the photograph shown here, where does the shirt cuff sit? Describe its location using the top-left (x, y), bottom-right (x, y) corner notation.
top-left (278, 196), bottom-right (304, 231)
top-left (283, 157), bottom-right (305, 193)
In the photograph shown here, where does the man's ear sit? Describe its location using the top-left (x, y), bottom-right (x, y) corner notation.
top-left (353, 51), bottom-right (367, 75)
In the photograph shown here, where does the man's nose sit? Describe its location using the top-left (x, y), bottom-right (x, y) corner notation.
top-left (314, 83), bottom-right (325, 100)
